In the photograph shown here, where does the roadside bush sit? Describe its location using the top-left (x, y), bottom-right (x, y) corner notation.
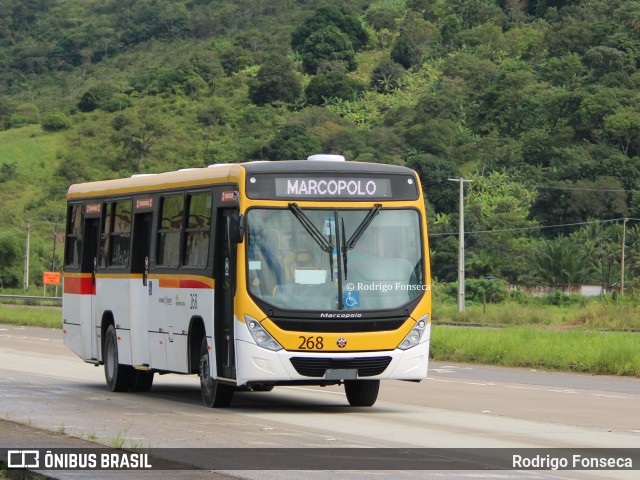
top-left (440, 278), bottom-right (509, 304)
top-left (540, 290), bottom-right (588, 307)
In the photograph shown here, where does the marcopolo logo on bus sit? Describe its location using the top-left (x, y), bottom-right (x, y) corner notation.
top-left (275, 177), bottom-right (392, 199)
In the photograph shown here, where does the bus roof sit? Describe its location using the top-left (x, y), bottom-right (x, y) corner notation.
top-left (67, 160), bottom-right (416, 199)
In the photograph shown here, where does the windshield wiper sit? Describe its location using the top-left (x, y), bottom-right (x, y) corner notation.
top-left (344, 204), bottom-right (382, 251)
top-left (288, 203), bottom-right (333, 253)
top-left (341, 217), bottom-right (348, 279)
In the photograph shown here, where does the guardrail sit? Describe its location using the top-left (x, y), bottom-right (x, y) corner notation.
top-left (0, 294), bottom-right (62, 306)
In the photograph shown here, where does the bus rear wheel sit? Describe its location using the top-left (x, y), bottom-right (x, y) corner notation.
top-left (131, 370), bottom-right (154, 392)
top-left (344, 380), bottom-right (380, 407)
top-left (104, 324), bottom-right (134, 392)
top-left (199, 337), bottom-right (234, 408)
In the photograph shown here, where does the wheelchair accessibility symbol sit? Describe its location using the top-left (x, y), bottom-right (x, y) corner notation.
top-left (343, 290), bottom-right (360, 308)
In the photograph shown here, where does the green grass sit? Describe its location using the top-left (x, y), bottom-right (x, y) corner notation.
top-left (0, 305), bottom-right (61, 328)
top-left (432, 326), bottom-right (640, 376)
top-left (433, 299), bottom-right (640, 330)
top-left (0, 125), bottom-right (66, 231)
top-left (0, 125), bottom-right (63, 177)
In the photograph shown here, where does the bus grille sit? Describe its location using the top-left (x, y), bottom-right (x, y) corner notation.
top-left (290, 356), bottom-right (392, 378)
top-left (272, 318), bottom-right (405, 333)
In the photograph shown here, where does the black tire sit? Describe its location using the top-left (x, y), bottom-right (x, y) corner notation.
top-left (344, 380), bottom-right (380, 407)
top-left (199, 337), bottom-right (234, 408)
top-left (104, 324), bottom-right (134, 392)
top-left (131, 370), bottom-right (154, 392)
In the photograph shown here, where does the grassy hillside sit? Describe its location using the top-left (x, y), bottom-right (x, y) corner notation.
top-left (0, 126), bottom-right (65, 221)
top-left (2, 0), bottom-right (640, 291)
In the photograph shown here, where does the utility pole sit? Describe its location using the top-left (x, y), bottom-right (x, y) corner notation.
top-left (621, 218), bottom-right (628, 295)
top-left (23, 223), bottom-right (30, 292)
top-left (448, 178), bottom-right (473, 312)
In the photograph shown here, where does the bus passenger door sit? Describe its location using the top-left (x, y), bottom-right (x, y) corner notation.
top-left (81, 217), bottom-right (100, 360)
top-left (130, 211), bottom-right (152, 367)
top-left (214, 208), bottom-right (237, 380)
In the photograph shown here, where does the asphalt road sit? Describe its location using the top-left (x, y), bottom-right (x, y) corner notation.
top-left (0, 323), bottom-right (638, 480)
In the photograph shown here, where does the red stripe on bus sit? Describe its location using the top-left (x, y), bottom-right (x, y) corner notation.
top-left (64, 276), bottom-right (96, 295)
top-left (178, 279), bottom-right (211, 289)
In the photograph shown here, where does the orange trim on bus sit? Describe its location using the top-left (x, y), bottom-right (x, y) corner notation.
top-left (158, 277), bottom-right (213, 289)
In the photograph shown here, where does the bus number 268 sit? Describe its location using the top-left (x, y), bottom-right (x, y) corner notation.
top-left (298, 336), bottom-right (324, 350)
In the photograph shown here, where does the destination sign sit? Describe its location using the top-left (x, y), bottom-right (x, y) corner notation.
top-left (275, 177), bottom-right (392, 199)
top-left (245, 173), bottom-right (419, 201)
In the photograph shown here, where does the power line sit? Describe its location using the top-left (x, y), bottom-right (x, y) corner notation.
top-left (429, 217), bottom-right (640, 237)
top-left (531, 185), bottom-right (637, 193)
top-left (422, 175), bottom-right (639, 194)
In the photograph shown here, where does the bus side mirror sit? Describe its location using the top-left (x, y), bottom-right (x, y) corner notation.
top-left (229, 213), bottom-right (244, 243)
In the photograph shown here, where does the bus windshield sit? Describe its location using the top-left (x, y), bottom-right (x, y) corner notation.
top-left (246, 207), bottom-right (424, 312)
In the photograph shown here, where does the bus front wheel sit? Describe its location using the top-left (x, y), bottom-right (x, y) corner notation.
top-left (199, 337), bottom-right (234, 408)
top-left (344, 380), bottom-right (380, 407)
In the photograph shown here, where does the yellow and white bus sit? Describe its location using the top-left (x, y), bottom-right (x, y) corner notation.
top-left (62, 155), bottom-right (431, 407)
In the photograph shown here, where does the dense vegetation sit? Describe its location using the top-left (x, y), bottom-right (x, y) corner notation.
top-left (2, 0), bottom-right (640, 293)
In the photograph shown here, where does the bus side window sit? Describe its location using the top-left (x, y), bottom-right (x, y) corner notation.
top-left (65, 204), bottom-right (83, 268)
top-left (99, 203), bottom-right (112, 269)
top-left (157, 195), bottom-right (184, 267)
top-left (110, 200), bottom-right (132, 267)
top-left (184, 193), bottom-right (211, 268)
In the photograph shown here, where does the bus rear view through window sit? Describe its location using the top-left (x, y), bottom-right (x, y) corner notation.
top-left (62, 156), bottom-right (431, 407)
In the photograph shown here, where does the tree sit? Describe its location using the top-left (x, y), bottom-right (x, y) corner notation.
top-left (570, 176), bottom-right (628, 220)
top-left (406, 154), bottom-right (459, 213)
top-left (263, 125), bottom-right (322, 161)
top-left (110, 99), bottom-right (174, 172)
top-left (291, 5), bottom-right (368, 52)
top-left (78, 85), bottom-right (115, 112)
top-left (530, 180), bottom-right (587, 236)
top-left (530, 237), bottom-right (595, 286)
top-left (402, 119), bottom-right (463, 158)
top-left (217, 44), bottom-right (254, 76)
top-left (538, 53), bottom-right (586, 88)
top-left (370, 59), bottom-right (405, 93)
top-left (571, 222), bottom-right (623, 288)
top-left (545, 16), bottom-right (597, 57)
top-left (604, 108), bottom-right (640, 156)
top-left (575, 86), bottom-right (629, 142)
top-left (391, 13), bottom-right (441, 69)
top-left (465, 172), bottom-right (538, 282)
top-left (300, 25), bottom-right (357, 75)
top-left (0, 235), bottom-right (23, 288)
top-left (304, 72), bottom-right (366, 106)
top-left (249, 56), bottom-right (301, 106)
top-left (475, 59), bottom-right (542, 136)
top-left (583, 46), bottom-right (633, 78)
top-left (41, 112), bottom-right (71, 131)
top-left (364, 3), bottom-right (404, 31)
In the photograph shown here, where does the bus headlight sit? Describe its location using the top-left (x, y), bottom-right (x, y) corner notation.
top-left (244, 315), bottom-right (283, 351)
top-left (398, 315), bottom-right (428, 350)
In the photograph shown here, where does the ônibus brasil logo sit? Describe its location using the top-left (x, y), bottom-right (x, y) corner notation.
top-left (336, 337), bottom-right (347, 348)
